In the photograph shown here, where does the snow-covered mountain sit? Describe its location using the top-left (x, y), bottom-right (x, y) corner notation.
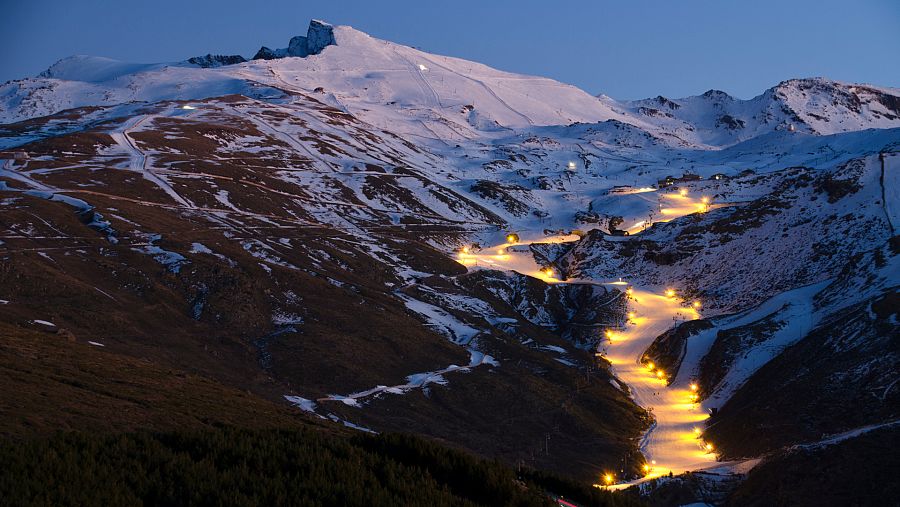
top-left (624, 78), bottom-right (900, 147)
top-left (1, 19), bottom-right (897, 505)
top-left (4, 20), bottom-right (899, 148)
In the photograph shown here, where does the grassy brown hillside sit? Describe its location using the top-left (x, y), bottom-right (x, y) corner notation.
top-left (0, 97), bottom-right (648, 485)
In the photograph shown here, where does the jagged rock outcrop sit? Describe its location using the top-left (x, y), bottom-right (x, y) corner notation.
top-left (252, 46), bottom-right (280, 60)
top-left (252, 19), bottom-right (336, 61)
top-left (187, 54), bottom-right (247, 68)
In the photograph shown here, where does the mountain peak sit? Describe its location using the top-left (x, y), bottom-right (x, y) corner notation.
top-left (38, 55), bottom-right (161, 82)
top-left (252, 19), bottom-right (336, 60)
top-left (700, 89), bottom-right (734, 101)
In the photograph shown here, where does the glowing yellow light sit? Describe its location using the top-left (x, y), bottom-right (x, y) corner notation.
top-left (543, 268), bottom-right (554, 277)
top-left (701, 196), bottom-right (710, 204)
top-left (628, 312), bottom-right (636, 319)
top-left (656, 370), bottom-right (666, 379)
top-left (461, 246), bottom-right (470, 254)
top-left (693, 427), bottom-right (702, 435)
top-left (690, 383), bottom-right (699, 392)
top-left (603, 474), bottom-right (614, 485)
top-left (642, 464), bottom-right (651, 473)
top-left (497, 248), bottom-right (505, 255)
top-left (651, 460), bottom-right (657, 465)
top-left (626, 287), bottom-right (634, 295)
top-left (679, 188), bottom-right (688, 196)
top-left (506, 234), bottom-right (518, 243)
top-left (705, 443), bottom-right (714, 452)
top-left (692, 301), bottom-right (702, 309)
top-left (646, 362), bottom-right (655, 370)
top-left (665, 289), bottom-right (676, 298)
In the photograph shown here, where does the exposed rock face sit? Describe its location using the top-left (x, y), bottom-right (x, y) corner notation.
top-left (187, 54), bottom-right (247, 68)
top-left (287, 36), bottom-right (308, 56)
top-left (252, 46), bottom-right (281, 60)
top-left (716, 114), bottom-right (745, 130)
top-left (305, 19), bottom-right (337, 54)
top-left (252, 19), bottom-right (336, 61)
top-left (775, 77), bottom-right (900, 122)
top-left (654, 95), bottom-right (681, 110)
top-left (701, 89), bottom-right (735, 102)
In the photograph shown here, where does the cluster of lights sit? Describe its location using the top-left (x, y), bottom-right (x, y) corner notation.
top-left (662, 287), bottom-right (704, 313)
top-left (644, 361), bottom-right (667, 381)
top-left (598, 279), bottom-right (718, 479)
top-left (688, 382), bottom-right (700, 403)
top-left (698, 196), bottom-right (712, 213)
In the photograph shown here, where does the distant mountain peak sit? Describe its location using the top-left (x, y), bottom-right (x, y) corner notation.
top-left (701, 89), bottom-right (734, 101)
top-left (653, 95), bottom-right (680, 110)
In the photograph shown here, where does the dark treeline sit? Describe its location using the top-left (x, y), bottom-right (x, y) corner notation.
top-left (0, 427), bottom-right (644, 507)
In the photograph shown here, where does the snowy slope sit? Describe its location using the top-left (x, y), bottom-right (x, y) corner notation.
top-left (0, 21), bottom-right (634, 134)
top-left (4, 21), bottom-right (900, 150)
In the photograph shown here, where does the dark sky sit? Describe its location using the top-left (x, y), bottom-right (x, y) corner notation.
top-left (2, 0), bottom-right (899, 99)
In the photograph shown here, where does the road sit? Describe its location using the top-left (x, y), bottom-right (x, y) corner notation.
top-left (109, 114), bottom-right (195, 208)
top-left (455, 232), bottom-right (578, 283)
top-left (601, 286), bottom-right (716, 487)
top-left (453, 189), bottom-right (723, 488)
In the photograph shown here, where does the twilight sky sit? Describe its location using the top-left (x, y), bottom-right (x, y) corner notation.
top-left (2, 0), bottom-right (898, 100)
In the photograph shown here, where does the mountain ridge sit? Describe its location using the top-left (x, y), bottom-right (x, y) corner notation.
top-left (5, 20), bottom-right (899, 150)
